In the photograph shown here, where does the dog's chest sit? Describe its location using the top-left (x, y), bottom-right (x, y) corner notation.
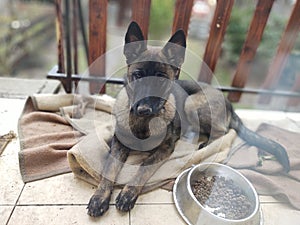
top-left (128, 115), bottom-right (151, 139)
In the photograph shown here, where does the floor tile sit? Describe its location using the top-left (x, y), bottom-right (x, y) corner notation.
top-left (259, 195), bottom-right (285, 203)
top-left (286, 112), bottom-right (300, 122)
top-left (0, 98), bottom-right (25, 132)
top-left (0, 206), bottom-right (14, 225)
top-left (0, 153), bottom-right (24, 204)
top-left (0, 98), bottom-right (25, 158)
top-left (7, 205), bottom-right (129, 225)
top-left (261, 203), bottom-right (300, 225)
top-left (19, 174), bottom-right (127, 206)
top-left (18, 174), bottom-right (95, 205)
top-left (136, 189), bottom-right (173, 204)
top-left (286, 113), bottom-right (300, 131)
top-left (0, 137), bottom-right (20, 158)
top-left (131, 204), bottom-right (186, 225)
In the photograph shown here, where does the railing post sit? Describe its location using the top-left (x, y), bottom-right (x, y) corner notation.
top-left (228, 0), bottom-right (275, 102)
top-left (55, 0), bottom-right (65, 74)
top-left (131, 0), bottom-right (151, 39)
top-left (198, 0), bottom-right (234, 83)
top-left (88, 0), bottom-right (107, 94)
top-left (64, 0), bottom-right (73, 93)
top-left (259, 0), bottom-right (300, 104)
top-left (172, 0), bottom-right (193, 36)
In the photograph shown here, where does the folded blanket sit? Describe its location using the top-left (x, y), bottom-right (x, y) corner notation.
top-left (226, 123), bottom-right (300, 210)
top-left (68, 129), bottom-right (237, 193)
top-left (18, 93), bottom-right (237, 190)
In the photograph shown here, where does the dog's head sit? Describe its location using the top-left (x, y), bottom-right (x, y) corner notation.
top-left (123, 21), bottom-right (186, 117)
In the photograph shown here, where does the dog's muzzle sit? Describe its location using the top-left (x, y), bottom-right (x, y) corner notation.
top-left (126, 77), bottom-right (172, 117)
top-left (133, 96), bottom-right (165, 116)
top-left (136, 103), bottom-right (152, 116)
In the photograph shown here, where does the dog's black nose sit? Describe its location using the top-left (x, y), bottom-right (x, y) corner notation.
top-left (136, 104), bottom-right (152, 116)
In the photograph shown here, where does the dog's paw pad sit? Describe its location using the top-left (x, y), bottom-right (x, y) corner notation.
top-left (87, 194), bottom-right (110, 217)
top-left (115, 190), bottom-right (138, 212)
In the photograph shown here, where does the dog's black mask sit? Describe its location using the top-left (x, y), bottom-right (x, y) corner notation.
top-left (123, 22), bottom-right (186, 117)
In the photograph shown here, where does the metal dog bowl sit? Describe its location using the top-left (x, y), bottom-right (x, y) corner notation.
top-left (173, 163), bottom-right (262, 225)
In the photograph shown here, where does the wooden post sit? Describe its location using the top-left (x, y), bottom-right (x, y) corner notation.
top-left (64, 0), bottom-right (73, 93)
top-left (172, 0), bottom-right (193, 36)
top-left (198, 0), bottom-right (234, 83)
top-left (55, 0), bottom-right (65, 74)
top-left (88, 0), bottom-right (107, 94)
top-left (259, 0), bottom-right (300, 104)
top-left (131, 0), bottom-right (151, 39)
top-left (228, 0), bottom-right (275, 102)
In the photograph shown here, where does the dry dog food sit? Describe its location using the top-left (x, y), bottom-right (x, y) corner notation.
top-left (191, 173), bottom-right (254, 220)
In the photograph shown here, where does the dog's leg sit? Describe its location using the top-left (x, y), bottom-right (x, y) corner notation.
top-left (87, 135), bottom-right (129, 217)
top-left (115, 134), bottom-right (178, 212)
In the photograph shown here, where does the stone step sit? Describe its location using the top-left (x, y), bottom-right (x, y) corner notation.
top-left (0, 78), bottom-right (61, 98)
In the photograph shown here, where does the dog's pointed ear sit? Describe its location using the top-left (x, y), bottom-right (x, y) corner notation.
top-left (124, 21), bottom-right (147, 64)
top-left (161, 30), bottom-right (186, 67)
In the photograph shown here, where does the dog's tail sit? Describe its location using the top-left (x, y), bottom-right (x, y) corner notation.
top-left (229, 111), bottom-right (290, 172)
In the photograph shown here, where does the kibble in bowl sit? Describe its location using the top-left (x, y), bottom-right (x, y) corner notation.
top-left (173, 163), bottom-right (262, 225)
top-left (191, 173), bottom-right (254, 220)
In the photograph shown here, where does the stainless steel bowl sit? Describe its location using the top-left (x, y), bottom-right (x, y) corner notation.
top-left (173, 163), bottom-right (262, 225)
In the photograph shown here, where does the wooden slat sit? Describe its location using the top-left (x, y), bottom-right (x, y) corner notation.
top-left (198, 0), bottom-right (234, 83)
top-left (228, 0), bottom-right (275, 102)
top-left (131, 0), bottom-right (151, 39)
top-left (88, 0), bottom-right (107, 94)
top-left (259, 0), bottom-right (300, 104)
top-left (72, 0), bottom-right (79, 90)
top-left (172, 0), bottom-right (193, 36)
top-left (64, 0), bottom-right (73, 93)
top-left (55, 0), bottom-right (65, 74)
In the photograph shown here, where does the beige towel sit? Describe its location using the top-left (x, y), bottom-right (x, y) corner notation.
top-left (18, 94), bottom-right (115, 182)
top-left (18, 96), bottom-right (82, 182)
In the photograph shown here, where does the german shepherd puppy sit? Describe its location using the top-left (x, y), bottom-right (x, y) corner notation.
top-left (87, 21), bottom-right (290, 217)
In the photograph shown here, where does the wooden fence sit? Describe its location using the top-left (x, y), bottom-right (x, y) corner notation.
top-left (47, 0), bottom-right (300, 110)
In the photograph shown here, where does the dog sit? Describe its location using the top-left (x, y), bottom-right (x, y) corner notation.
top-left (87, 21), bottom-right (290, 217)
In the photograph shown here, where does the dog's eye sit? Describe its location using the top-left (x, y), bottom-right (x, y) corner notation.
top-left (132, 71), bottom-right (144, 80)
top-left (155, 72), bottom-right (168, 81)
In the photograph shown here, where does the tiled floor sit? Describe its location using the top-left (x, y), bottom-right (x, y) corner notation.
top-left (1, 97), bottom-right (300, 225)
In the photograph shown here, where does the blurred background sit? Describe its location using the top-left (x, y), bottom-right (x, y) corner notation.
top-left (0, 0), bottom-right (299, 103)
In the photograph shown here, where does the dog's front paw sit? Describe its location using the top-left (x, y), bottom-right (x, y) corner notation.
top-left (87, 194), bottom-right (110, 217)
top-left (115, 187), bottom-right (138, 212)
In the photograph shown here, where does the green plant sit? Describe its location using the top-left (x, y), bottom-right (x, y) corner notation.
top-left (224, 3), bottom-right (289, 65)
top-left (224, 6), bottom-right (253, 65)
top-left (149, 0), bottom-right (175, 40)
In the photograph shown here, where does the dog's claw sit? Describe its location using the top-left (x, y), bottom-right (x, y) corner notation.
top-left (115, 189), bottom-right (138, 212)
top-left (87, 194), bottom-right (110, 217)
